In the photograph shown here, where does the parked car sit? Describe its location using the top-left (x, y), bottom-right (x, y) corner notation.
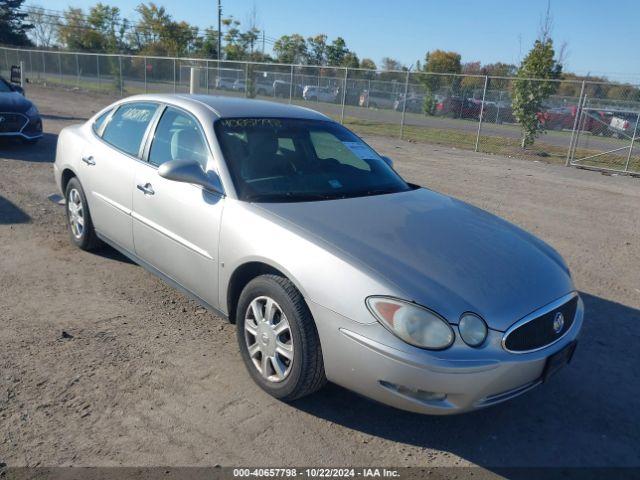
top-left (359, 90), bottom-right (397, 109)
top-left (0, 76), bottom-right (43, 144)
top-left (255, 78), bottom-right (275, 97)
top-left (608, 111), bottom-right (638, 138)
top-left (215, 77), bottom-right (237, 90)
top-left (537, 107), bottom-right (576, 131)
top-left (232, 79), bottom-right (246, 92)
top-left (54, 94), bottom-right (583, 415)
top-left (302, 85), bottom-right (338, 103)
top-left (273, 80), bottom-right (303, 99)
top-left (393, 95), bottom-right (424, 113)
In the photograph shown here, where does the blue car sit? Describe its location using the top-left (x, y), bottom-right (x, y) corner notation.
top-left (0, 76), bottom-right (43, 144)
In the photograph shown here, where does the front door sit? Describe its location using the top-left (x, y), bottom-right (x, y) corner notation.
top-left (131, 106), bottom-right (223, 308)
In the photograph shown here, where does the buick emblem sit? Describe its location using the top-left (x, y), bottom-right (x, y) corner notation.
top-left (553, 312), bottom-right (564, 333)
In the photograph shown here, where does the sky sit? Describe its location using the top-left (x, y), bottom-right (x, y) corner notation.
top-left (32, 0), bottom-right (640, 83)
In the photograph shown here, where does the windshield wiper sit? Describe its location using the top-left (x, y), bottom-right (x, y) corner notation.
top-left (245, 192), bottom-right (340, 203)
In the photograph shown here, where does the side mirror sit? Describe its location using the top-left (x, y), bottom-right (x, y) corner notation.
top-left (381, 156), bottom-right (394, 168)
top-left (158, 159), bottom-right (223, 195)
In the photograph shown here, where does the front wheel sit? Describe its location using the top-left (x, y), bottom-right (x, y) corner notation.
top-left (236, 274), bottom-right (326, 401)
top-left (65, 177), bottom-right (102, 251)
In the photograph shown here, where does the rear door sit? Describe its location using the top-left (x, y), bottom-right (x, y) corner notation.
top-left (131, 105), bottom-right (223, 307)
top-left (81, 102), bottom-right (159, 252)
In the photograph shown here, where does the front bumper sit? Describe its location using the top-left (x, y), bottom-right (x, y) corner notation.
top-left (310, 296), bottom-right (584, 415)
top-left (0, 112), bottom-right (43, 140)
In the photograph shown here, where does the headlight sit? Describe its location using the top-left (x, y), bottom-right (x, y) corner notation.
top-left (366, 296), bottom-right (454, 350)
top-left (26, 105), bottom-right (39, 117)
top-left (458, 313), bottom-right (488, 347)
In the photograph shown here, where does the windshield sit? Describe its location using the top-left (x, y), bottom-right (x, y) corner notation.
top-left (214, 118), bottom-right (411, 202)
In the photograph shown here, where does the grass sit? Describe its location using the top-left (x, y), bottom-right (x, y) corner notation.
top-left (341, 117), bottom-right (640, 173)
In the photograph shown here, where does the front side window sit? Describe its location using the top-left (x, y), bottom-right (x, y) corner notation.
top-left (148, 107), bottom-right (208, 167)
top-left (214, 118), bottom-right (411, 202)
top-left (102, 102), bottom-right (157, 156)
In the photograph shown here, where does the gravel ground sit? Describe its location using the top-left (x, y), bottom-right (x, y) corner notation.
top-left (1, 85), bottom-right (639, 470)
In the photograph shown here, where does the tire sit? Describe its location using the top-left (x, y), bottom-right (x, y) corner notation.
top-left (65, 177), bottom-right (102, 251)
top-left (236, 274), bottom-right (326, 401)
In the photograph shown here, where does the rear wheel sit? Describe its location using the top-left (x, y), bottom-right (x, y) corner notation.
top-left (236, 274), bottom-right (326, 401)
top-left (65, 177), bottom-right (102, 251)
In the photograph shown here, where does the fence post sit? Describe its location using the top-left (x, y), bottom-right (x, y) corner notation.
top-left (571, 94), bottom-right (588, 162)
top-left (400, 69), bottom-right (411, 139)
top-left (566, 80), bottom-right (586, 166)
top-left (58, 53), bottom-right (62, 84)
top-left (96, 55), bottom-right (100, 90)
top-left (206, 60), bottom-right (210, 94)
top-left (474, 75), bottom-right (489, 152)
top-left (75, 54), bottom-right (80, 88)
top-left (119, 55), bottom-right (123, 97)
top-left (340, 68), bottom-right (348, 124)
top-left (244, 62), bottom-right (249, 97)
top-left (288, 65), bottom-right (294, 104)
top-left (173, 58), bottom-right (176, 93)
top-left (28, 50), bottom-right (32, 79)
top-left (624, 112), bottom-right (639, 172)
top-left (144, 56), bottom-right (147, 93)
top-left (42, 51), bottom-right (45, 79)
top-left (19, 61), bottom-right (24, 88)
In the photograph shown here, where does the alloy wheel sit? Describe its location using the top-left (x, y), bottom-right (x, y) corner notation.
top-left (244, 296), bottom-right (294, 383)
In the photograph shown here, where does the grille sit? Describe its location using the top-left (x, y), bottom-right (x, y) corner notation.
top-left (0, 113), bottom-right (27, 133)
top-left (504, 296), bottom-right (578, 352)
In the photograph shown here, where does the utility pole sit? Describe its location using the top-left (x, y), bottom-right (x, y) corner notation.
top-left (217, 0), bottom-right (222, 61)
top-left (262, 31), bottom-right (265, 56)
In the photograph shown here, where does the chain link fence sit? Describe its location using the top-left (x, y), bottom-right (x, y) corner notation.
top-left (2, 45), bottom-right (639, 175)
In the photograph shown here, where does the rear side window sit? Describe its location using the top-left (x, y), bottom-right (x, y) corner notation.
top-left (92, 109), bottom-right (111, 135)
top-left (102, 102), bottom-right (157, 156)
top-left (148, 107), bottom-right (209, 167)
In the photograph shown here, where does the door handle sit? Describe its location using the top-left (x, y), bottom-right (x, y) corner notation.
top-left (136, 183), bottom-right (155, 195)
top-left (81, 155), bottom-right (96, 166)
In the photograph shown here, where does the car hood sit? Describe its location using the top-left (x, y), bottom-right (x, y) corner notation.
top-left (0, 91), bottom-right (32, 113)
top-left (255, 188), bottom-right (574, 331)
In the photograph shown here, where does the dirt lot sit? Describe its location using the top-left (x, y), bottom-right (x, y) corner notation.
top-left (1, 85), bottom-right (639, 470)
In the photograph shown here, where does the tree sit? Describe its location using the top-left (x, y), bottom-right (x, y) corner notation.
top-left (194, 27), bottom-right (219, 59)
top-left (341, 51), bottom-right (359, 68)
top-left (129, 3), bottom-right (197, 57)
top-left (424, 50), bottom-right (461, 75)
top-left (27, 5), bottom-right (56, 47)
top-left (58, 4), bottom-right (128, 52)
top-left (326, 37), bottom-right (350, 66)
top-left (360, 58), bottom-right (376, 70)
top-left (512, 38), bottom-right (562, 148)
top-left (273, 34), bottom-right (307, 64)
top-left (380, 57), bottom-right (403, 71)
top-left (0, 0), bottom-right (33, 46)
top-left (306, 34), bottom-right (327, 65)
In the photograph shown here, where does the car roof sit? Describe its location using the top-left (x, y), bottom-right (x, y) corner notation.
top-left (122, 93), bottom-right (331, 121)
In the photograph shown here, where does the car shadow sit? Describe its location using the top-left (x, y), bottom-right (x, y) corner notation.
top-left (290, 292), bottom-right (640, 469)
top-left (92, 244), bottom-right (136, 265)
top-left (0, 132), bottom-right (57, 163)
top-left (0, 195), bottom-right (30, 224)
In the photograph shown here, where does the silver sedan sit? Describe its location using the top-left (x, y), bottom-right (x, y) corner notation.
top-left (53, 94), bottom-right (583, 414)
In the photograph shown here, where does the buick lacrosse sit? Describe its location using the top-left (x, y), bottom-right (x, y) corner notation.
top-left (54, 94), bottom-right (582, 414)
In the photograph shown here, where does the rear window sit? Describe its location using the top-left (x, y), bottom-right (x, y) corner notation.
top-left (102, 102), bottom-right (157, 156)
top-left (92, 109), bottom-right (111, 135)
